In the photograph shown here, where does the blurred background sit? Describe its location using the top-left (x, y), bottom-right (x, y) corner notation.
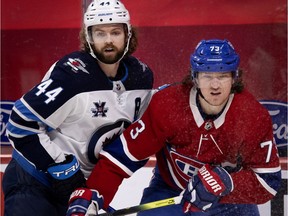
top-left (1, 0), bottom-right (287, 215)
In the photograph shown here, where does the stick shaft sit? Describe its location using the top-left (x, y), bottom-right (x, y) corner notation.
top-left (98, 195), bottom-right (182, 216)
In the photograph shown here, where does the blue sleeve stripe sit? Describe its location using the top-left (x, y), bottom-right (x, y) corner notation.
top-left (120, 135), bottom-right (139, 162)
top-left (6, 100), bottom-right (44, 136)
top-left (15, 99), bottom-right (43, 122)
top-left (256, 170), bottom-right (282, 194)
top-left (101, 151), bottom-right (134, 176)
top-left (6, 120), bottom-right (40, 137)
top-left (102, 137), bottom-right (147, 173)
top-left (10, 107), bottom-right (40, 130)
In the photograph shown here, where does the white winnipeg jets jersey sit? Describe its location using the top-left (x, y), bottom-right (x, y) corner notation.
top-left (6, 51), bottom-right (154, 178)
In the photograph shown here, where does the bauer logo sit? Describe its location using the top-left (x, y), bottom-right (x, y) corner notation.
top-left (0, 101), bottom-right (14, 145)
top-left (260, 100), bottom-right (287, 157)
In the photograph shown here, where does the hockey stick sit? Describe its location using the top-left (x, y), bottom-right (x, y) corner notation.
top-left (98, 195), bottom-right (182, 216)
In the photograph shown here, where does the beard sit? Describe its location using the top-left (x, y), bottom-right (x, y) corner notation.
top-left (94, 45), bottom-right (125, 64)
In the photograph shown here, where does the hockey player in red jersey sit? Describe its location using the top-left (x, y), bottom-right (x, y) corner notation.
top-left (67, 39), bottom-right (281, 216)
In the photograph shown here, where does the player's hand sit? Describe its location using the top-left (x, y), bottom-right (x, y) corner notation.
top-left (66, 187), bottom-right (104, 216)
top-left (47, 155), bottom-right (86, 204)
top-left (181, 164), bottom-right (233, 212)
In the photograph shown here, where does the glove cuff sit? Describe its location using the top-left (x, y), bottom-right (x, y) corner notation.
top-left (47, 155), bottom-right (80, 180)
top-left (198, 164), bottom-right (233, 196)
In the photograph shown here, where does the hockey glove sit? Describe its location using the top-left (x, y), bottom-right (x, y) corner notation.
top-left (181, 164), bottom-right (233, 212)
top-left (47, 155), bottom-right (86, 204)
top-left (66, 187), bottom-right (104, 216)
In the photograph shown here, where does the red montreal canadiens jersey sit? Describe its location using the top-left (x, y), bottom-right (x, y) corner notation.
top-left (88, 83), bottom-right (281, 208)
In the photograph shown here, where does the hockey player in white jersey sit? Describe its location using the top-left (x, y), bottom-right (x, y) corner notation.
top-left (2, 1), bottom-right (154, 215)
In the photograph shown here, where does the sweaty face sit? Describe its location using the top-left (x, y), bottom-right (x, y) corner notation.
top-left (90, 24), bottom-right (126, 64)
top-left (196, 72), bottom-right (233, 114)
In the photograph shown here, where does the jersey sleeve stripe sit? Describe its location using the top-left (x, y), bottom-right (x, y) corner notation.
top-left (102, 137), bottom-right (148, 174)
top-left (20, 98), bottom-right (57, 129)
top-left (12, 107), bottom-right (40, 128)
top-left (254, 172), bottom-right (279, 196)
top-left (121, 135), bottom-right (141, 162)
top-left (100, 151), bottom-right (134, 176)
top-left (6, 119), bottom-right (42, 137)
top-left (251, 166), bottom-right (281, 173)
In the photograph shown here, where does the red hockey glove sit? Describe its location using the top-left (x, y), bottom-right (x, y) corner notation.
top-left (66, 187), bottom-right (104, 216)
top-left (181, 164), bottom-right (233, 213)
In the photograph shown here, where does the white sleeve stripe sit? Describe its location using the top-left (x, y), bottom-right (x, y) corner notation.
top-left (6, 130), bottom-right (25, 138)
top-left (252, 166), bottom-right (281, 173)
top-left (20, 98), bottom-right (57, 129)
top-left (120, 135), bottom-right (139, 162)
top-left (8, 119), bottom-right (42, 134)
top-left (255, 173), bottom-right (277, 196)
top-left (100, 151), bottom-right (133, 176)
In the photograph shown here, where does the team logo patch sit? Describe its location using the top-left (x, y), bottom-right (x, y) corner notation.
top-left (1, 100), bottom-right (14, 145)
top-left (65, 58), bottom-right (89, 74)
top-left (170, 151), bottom-right (204, 179)
top-left (166, 148), bottom-right (204, 188)
top-left (91, 101), bottom-right (108, 117)
top-left (260, 100), bottom-right (287, 157)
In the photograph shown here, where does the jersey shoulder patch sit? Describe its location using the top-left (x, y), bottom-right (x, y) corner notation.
top-left (56, 51), bottom-right (97, 76)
